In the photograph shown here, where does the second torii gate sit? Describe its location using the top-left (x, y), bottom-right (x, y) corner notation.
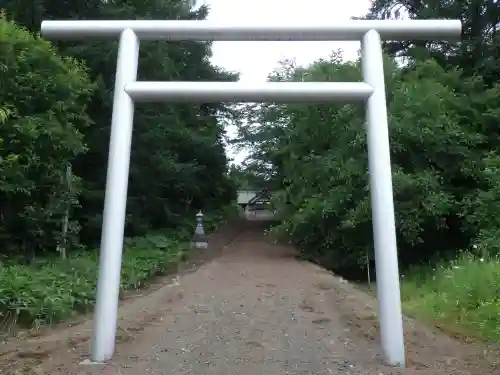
top-left (40, 18), bottom-right (461, 367)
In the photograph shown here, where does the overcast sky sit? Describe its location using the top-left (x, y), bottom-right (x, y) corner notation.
top-left (202, 0), bottom-right (372, 164)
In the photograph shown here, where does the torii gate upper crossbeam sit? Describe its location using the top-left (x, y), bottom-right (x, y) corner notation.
top-left (40, 19), bottom-right (462, 368)
top-left (41, 19), bottom-right (461, 41)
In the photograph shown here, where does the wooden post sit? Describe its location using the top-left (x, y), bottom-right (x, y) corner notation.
top-left (58, 164), bottom-right (72, 259)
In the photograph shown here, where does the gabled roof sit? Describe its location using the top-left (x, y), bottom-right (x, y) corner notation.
top-left (247, 189), bottom-right (271, 205)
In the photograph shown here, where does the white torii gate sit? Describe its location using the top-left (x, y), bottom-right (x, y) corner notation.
top-left (40, 19), bottom-right (461, 367)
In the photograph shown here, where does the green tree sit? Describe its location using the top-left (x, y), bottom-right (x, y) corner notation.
top-left (228, 164), bottom-right (267, 189)
top-left (362, 0), bottom-right (500, 259)
top-left (1, 0), bottom-right (238, 246)
top-left (237, 53), bottom-right (500, 277)
top-left (0, 16), bottom-right (95, 259)
top-left (363, 0), bottom-right (500, 83)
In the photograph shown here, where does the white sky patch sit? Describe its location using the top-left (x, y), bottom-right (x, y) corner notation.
top-left (201, 0), bottom-right (372, 164)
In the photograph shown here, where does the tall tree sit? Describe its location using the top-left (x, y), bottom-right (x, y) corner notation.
top-left (0, 16), bottom-right (95, 258)
top-left (363, 0), bottom-right (500, 84)
top-left (236, 53), bottom-right (500, 277)
top-left (1, 0), bottom-right (237, 251)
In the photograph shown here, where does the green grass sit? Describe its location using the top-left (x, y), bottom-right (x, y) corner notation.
top-left (0, 204), bottom-right (239, 330)
top-left (400, 254), bottom-right (500, 341)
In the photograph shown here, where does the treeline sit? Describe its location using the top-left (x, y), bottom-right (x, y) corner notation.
top-left (236, 0), bottom-right (500, 276)
top-left (234, 0), bottom-right (500, 340)
top-left (0, 0), bottom-right (237, 262)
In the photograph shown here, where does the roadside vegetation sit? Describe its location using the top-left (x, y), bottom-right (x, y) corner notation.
top-left (400, 255), bottom-right (500, 341)
top-left (232, 0), bottom-right (500, 342)
top-left (0, 208), bottom-right (234, 329)
top-left (3, 0), bottom-right (500, 344)
top-left (0, 0), bottom-right (237, 332)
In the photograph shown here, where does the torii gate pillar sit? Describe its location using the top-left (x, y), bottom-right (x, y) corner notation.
top-left (41, 19), bottom-right (461, 367)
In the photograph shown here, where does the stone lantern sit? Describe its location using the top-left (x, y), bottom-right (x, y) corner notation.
top-left (191, 210), bottom-right (208, 249)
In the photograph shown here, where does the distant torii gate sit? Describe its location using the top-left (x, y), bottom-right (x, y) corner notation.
top-left (40, 19), bottom-right (461, 367)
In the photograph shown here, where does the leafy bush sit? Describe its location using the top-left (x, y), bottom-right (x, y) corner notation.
top-left (0, 205), bottom-right (233, 328)
top-left (0, 233), bottom-right (188, 327)
top-left (239, 55), bottom-right (500, 275)
top-left (0, 16), bottom-right (95, 256)
top-left (232, 1), bottom-right (500, 343)
top-left (1, 4), bottom-right (238, 255)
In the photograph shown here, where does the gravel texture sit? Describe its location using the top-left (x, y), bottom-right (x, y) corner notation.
top-left (108, 229), bottom-right (384, 375)
top-left (2, 221), bottom-right (499, 375)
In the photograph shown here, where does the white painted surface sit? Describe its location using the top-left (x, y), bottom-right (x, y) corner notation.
top-left (237, 190), bottom-right (257, 204)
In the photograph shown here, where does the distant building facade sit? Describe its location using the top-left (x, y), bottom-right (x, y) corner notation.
top-left (236, 188), bottom-right (274, 220)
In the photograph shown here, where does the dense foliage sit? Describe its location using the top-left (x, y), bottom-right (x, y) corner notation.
top-left (3, 0), bottom-right (500, 342)
top-left (0, 18), bottom-right (94, 259)
top-left (0, 208), bottom-right (231, 328)
top-left (233, 0), bottom-right (500, 339)
top-left (0, 0), bottom-right (237, 328)
top-left (236, 0), bottom-right (500, 276)
top-left (0, 0), bottom-right (236, 255)
top-left (228, 164), bottom-right (266, 189)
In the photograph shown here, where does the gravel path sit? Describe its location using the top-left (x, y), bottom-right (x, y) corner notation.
top-left (106, 229), bottom-right (386, 375)
top-left (2, 221), bottom-right (499, 375)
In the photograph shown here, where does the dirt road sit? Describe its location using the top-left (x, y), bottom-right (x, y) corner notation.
top-left (2, 221), bottom-right (499, 374)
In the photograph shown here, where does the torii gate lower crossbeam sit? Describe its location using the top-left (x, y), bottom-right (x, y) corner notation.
top-left (40, 19), bottom-right (462, 368)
